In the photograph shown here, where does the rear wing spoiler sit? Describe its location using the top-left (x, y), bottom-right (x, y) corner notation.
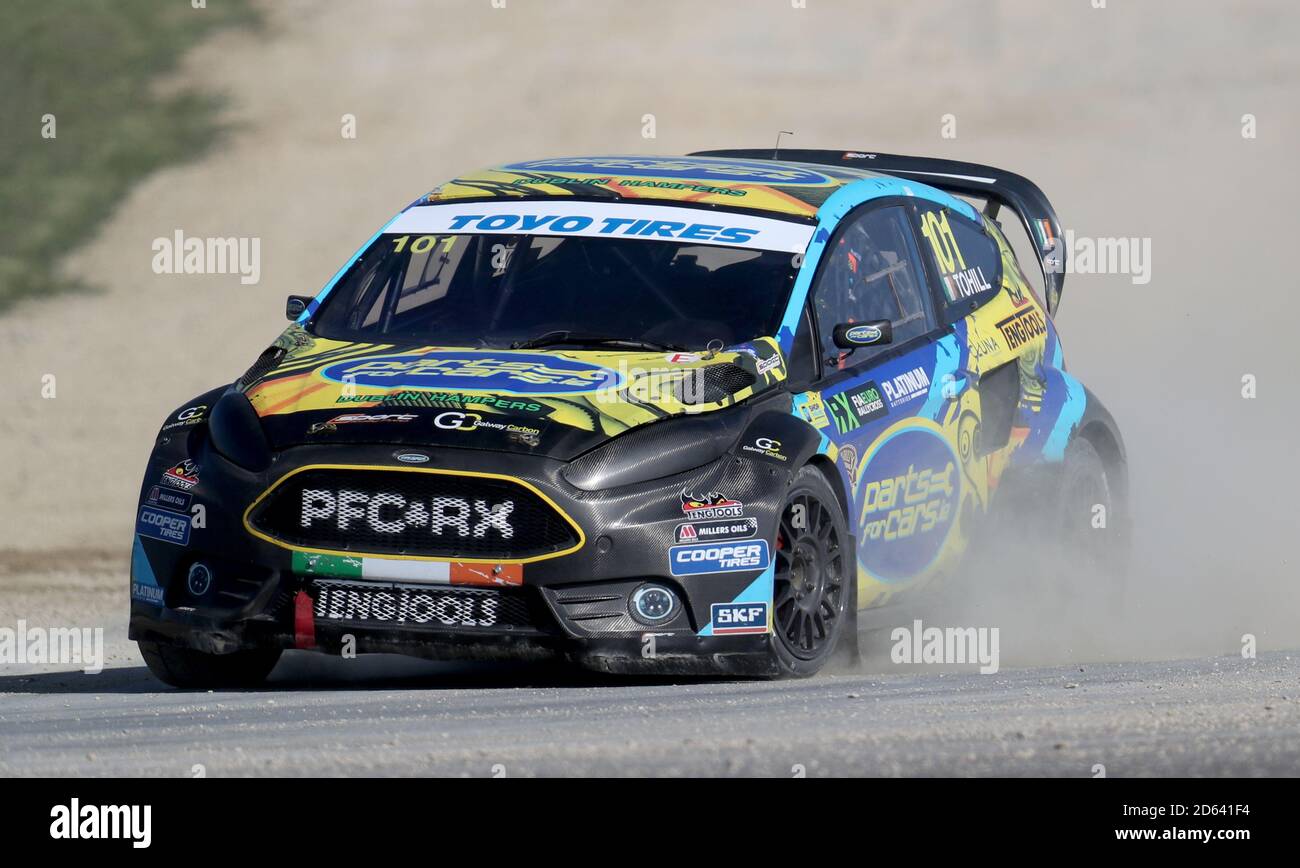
top-left (691, 148), bottom-right (1067, 314)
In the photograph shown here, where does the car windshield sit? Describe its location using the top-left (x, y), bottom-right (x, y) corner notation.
top-left (309, 206), bottom-right (807, 351)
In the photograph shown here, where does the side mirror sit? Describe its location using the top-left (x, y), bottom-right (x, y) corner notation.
top-left (285, 295), bottom-right (313, 321)
top-left (832, 320), bottom-right (892, 349)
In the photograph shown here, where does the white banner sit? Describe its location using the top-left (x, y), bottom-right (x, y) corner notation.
top-left (387, 200), bottom-right (814, 254)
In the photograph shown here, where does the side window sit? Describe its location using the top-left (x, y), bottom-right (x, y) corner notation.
top-left (985, 216), bottom-right (1043, 310)
top-left (914, 205), bottom-right (1003, 318)
top-left (811, 204), bottom-right (936, 369)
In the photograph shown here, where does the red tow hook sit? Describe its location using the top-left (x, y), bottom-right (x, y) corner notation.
top-left (294, 591), bottom-right (316, 649)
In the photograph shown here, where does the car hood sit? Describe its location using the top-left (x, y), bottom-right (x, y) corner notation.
top-left (238, 327), bottom-right (787, 461)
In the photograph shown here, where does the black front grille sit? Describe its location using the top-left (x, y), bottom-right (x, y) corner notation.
top-left (312, 580), bottom-right (537, 631)
top-left (251, 468), bottom-right (578, 559)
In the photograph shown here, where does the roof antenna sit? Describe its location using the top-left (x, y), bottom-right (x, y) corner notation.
top-left (773, 130), bottom-right (794, 160)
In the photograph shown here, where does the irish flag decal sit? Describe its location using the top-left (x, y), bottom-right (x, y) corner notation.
top-left (292, 551), bottom-right (522, 587)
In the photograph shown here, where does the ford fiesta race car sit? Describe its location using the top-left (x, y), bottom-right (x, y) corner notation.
top-left (131, 150), bottom-right (1127, 687)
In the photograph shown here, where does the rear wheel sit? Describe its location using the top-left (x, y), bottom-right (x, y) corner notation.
top-left (768, 466), bottom-right (854, 678)
top-left (138, 640), bottom-right (281, 689)
top-left (1056, 436), bottom-right (1129, 611)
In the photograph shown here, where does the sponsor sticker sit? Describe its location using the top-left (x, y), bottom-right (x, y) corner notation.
top-left (793, 391), bottom-right (830, 429)
top-left (674, 518), bottom-right (758, 544)
top-left (501, 156), bottom-right (834, 186)
top-left (741, 436), bottom-right (787, 462)
top-left (136, 506), bottom-right (191, 546)
top-left (879, 367), bottom-right (932, 407)
top-left (327, 413), bottom-right (417, 424)
top-left (335, 390), bottom-right (545, 414)
top-left (669, 540), bottom-right (770, 576)
top-left (680, 490), bottom-right (744, 520)
top-left (857, 422), bottom-right (960, 580)
top-left (145, 485), bottom-right (192, 513)
top-left (313, 581), bottom-right (501, 627)
top-left (918, 208), bottom-right (995, 302)
top-left (432, 410), bottom-right (541, 437)
top-left (711, 601), bottom-right (770, 635)
top-left (385, 200), bottom-right (816, 254)
top-left (995, 307), bottom-right (1047, 351)
top-left (970, 334), bottom-right (1001, 359)
top-left (510, 176), bottom-right (746, 197)
top-left (827, 380), bottom-right (888, 433)
top-left (300, 489), bottom-right (515, 539)
top-left (845, 324), bottom-right (883, 344)
top-left (309, 413), bottom-right (418, 434)
top-left (160, 459), bottom-right (200, 491)
top-left (839, 443), bottom-right (860, 485)
top-left (160, 404), bottom-right (208, 432)
top-left (130, 538), bottom-right (163, 604)
top-left (941, 266), bottom-right (994, 302)
top-left (131, 582), bottom-right (164, 604)
top-left (320, 350), bottom-right (622, 396)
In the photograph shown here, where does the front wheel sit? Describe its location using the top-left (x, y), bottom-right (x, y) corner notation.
top-left (767, 465), bottom-right (855, 678)
top-left (138, 640), bottom-right (281, 689)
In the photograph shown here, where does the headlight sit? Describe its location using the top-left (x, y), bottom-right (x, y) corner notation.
top-left (629, 584), bottom-right (678, 625)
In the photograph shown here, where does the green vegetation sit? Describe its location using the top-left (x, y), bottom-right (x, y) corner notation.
top-left (0, 0), bottom-right (258, 310)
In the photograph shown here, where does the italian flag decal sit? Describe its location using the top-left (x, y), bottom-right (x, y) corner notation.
top-left (292, 551), bottom-right (522, 587)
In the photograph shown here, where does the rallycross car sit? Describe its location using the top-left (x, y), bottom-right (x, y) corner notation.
top-left (131, 150), bottom-right (1127, 686)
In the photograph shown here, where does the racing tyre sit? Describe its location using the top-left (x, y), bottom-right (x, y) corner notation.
top-left (1056, 436), bottom-right (1129, 611)
top-left (138, 640), bottom-right (281, 689)
top-left (768, 465), bottom-right (854, 678)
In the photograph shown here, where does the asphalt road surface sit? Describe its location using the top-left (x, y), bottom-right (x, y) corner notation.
top-left (2, 651), bottom-right (1296, 777)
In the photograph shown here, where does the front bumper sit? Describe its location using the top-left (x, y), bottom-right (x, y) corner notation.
top-left (130, 431), bottom-right (789, 675)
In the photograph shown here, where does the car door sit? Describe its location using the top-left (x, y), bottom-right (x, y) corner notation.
top-left (793, 199), bottom-right (986, 609)
top-left (911, 199), bottom-right (1057, 517)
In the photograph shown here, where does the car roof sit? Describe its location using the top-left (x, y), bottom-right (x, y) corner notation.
top-left (415, 154), bottom-right (887, 218)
